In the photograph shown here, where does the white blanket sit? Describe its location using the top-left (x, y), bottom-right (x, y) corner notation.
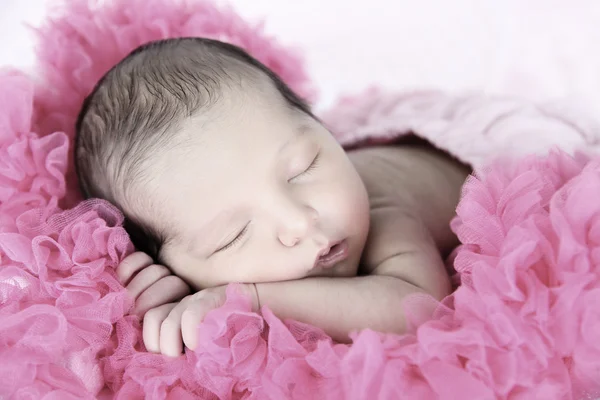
top-left (1, 0), bottom-right (599, 112)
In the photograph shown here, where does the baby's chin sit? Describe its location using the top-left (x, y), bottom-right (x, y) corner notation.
top-left (306, 259), bottom-right (360, 279)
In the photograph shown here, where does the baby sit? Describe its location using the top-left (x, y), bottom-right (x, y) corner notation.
top-left (75, 38), bottom-right (470, 357)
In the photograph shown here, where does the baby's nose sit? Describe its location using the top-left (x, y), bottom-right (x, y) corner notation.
top-left (277, 206), bottom-right (318, 247)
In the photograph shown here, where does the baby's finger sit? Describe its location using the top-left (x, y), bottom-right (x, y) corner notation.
top-left (134, 275), bottom-right (191, 316)
top-left (117, 252), bottom-right (154, 285)
top-left (126, 264), bottom-right (171, 299)
top-left (143, 302), bottom-right (178, 353)
top-left (181, 293), bottom-right (216, 351)
top-left (160, 297), bottom-right (192, 357)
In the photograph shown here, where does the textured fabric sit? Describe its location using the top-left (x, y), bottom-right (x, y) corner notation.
top-left (321, 88), bottom-right (600, 170)
top-left (1, 0), bottom-right (599, 399)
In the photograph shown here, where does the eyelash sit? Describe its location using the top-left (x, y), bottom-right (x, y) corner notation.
top-left (218, 224), bottom-right (249, 252)
top-left (303, 152), bottom-right (320, 176)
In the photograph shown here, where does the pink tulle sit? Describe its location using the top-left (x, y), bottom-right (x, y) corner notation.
top-left (1, 0), bottom-right (599, 399)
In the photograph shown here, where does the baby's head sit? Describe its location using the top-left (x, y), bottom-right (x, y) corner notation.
top-left (75, 38), bottom-right (370, 290)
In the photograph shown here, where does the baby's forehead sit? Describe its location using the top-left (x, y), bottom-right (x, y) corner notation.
top-left (177, 88), bottom-right (304, 145)
top-left (154, 107), bottom-right (312, 190)
top-left (140, 77), bottom-right (313, 193)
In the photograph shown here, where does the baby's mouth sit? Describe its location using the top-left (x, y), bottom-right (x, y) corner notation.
top-left (314, 239), bottom-right (349, 269)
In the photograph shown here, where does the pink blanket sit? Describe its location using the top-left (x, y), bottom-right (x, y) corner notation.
top-left (1, 0), bottom-right (599, 398)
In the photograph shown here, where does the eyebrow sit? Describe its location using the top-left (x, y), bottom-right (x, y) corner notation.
top-left (279, 124), bottom-right (311, 153)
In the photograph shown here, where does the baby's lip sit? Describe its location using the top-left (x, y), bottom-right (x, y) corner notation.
top-left (313, 239), bottom-right (348, 269)
top-left (317, 240), bottom-right (340, 258)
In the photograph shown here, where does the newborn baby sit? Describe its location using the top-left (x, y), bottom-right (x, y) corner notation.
top-left (75, 38), bottom-right (469, 356)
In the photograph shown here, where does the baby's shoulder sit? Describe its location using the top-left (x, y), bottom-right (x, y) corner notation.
top-left (347, 145), bottom-right (427, 271)
top-left (347, 144), bottom-right (424, 207)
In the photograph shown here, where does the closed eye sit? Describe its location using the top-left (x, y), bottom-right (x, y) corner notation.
top-left (290, 152), bottom-right (320, 182)
top-left (216, 224), bottom-right (249, 252)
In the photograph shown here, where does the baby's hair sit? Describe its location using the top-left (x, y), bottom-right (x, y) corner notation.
top-left (75, 37), bottom-right (314, 263)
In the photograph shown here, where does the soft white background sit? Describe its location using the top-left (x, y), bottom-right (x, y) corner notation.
top-left (2, 0), bottom-right (600, 112)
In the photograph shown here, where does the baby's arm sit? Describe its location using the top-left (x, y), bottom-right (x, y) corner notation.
top-left (256, 276), bottom-right (424, 342)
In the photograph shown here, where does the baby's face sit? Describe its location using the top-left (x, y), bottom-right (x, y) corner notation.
top-left (148, 94), bottom-right (370, 290)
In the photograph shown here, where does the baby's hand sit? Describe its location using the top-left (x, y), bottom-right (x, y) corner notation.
top-left (142, 284), bottom-right (259, 356)
top-left (117, 252), bottom-right (191, 316)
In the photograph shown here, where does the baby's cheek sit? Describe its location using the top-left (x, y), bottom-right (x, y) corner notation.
top-left (340, 181), bottom-right (370, 233)
top-left (180, 258), bottom-right (240, 290)
top-left (251, 257), bottom-right (308, 283)
top-left (339, 179), bottom-right (371, 268)
top-left (225, 250), bottom-right (305, 284)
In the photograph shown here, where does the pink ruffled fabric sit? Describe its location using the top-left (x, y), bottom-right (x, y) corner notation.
top-left (1, 0), bottom-right (600, 399)
top-left (0, 70), bottom-right (132, 398)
